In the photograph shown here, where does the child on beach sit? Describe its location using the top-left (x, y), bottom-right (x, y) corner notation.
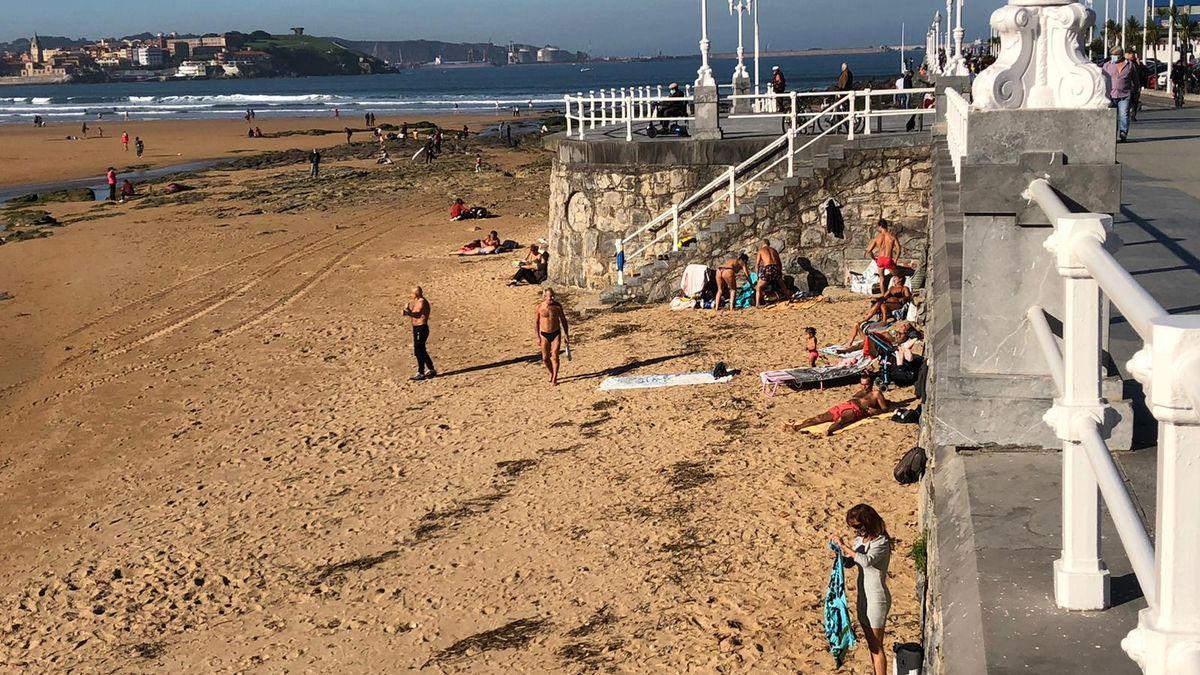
top-left (805, 327), bottom-right (821, 367)
top-left (475, 154), bottom-right (483, 173)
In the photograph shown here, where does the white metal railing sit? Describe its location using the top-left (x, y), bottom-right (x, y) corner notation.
top-left (1024, 177), bottom-right (1200, 674)
top-left (564, 84), bottom-right (695, 141)
top-left (945, 88), bottom-right (969, 182)
top-left (613, 93), bottom-right (854, 284)
top-left (565, 86), bottom-right (935, 144)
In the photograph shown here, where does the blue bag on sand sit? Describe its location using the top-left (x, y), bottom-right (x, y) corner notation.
top-left (824, 541), bottom-right (857, 667)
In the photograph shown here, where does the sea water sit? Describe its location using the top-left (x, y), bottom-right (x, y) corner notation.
top-left (0, 52), bottom-right (913, 124)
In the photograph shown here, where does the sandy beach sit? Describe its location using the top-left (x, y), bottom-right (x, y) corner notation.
top-left (0, 118), bottom-right (921, 672)
top-left (0, 113), bottom-right (504, 188)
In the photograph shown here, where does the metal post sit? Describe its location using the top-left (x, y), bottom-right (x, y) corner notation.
top-left (589, 91), bottom-right (596, 130)
top-left (753, 0), bottom-right (761, 96)
top-left (787, 114), bottom-right (795, 177)
top-left (848, 93), bottom-right (857, 140)
top-left (578, 96), bottom-right (586, 140)
top-left (1143, 0), bottom-right (1149, 59)
top-left (1122, 0), bottom-right (1128, 51)
top-left (864, 89), bottom-right (873, 135)
top-left (615, 238), bottom-right (625, 286)
top-left (565, 95), bottom-right (573, 137)
top-left (727, 168), bottom-right (736, 214)
top-left (946, 0), bottom-right (954, 56)
top-left (1105, 0), bottom-right (1110, 51)
top-left (672, 203), bottom-right (681, 250)
top-left (626, 95), bottom-right (634, 141)
top-left (697, 0), bottom-right (716, 87)
top-left (1168, 0), bottom-right (1176, 96)
top-left (1048, 213), bottom-right (1113, 611)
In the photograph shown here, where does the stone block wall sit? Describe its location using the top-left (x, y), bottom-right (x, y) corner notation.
top-left (547, 141), bottom-right (933, 298)
top-left (547, 162), bottom-right (728, 289)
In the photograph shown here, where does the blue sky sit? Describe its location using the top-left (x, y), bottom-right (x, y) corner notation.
top-left (9, 1), bottom-right (1037, 56)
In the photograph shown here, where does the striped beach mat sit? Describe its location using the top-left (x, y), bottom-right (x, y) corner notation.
top-left (759, 358), bottom-right (871, 397)
top-left (599, 372), bottom-right (733, 391)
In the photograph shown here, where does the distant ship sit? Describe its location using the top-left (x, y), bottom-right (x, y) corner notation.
top-left (580, 67), bottom-right (592, 72)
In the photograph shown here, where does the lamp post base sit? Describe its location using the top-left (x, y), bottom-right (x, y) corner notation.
top-left (1053, 557), bottom-right (1111, 611)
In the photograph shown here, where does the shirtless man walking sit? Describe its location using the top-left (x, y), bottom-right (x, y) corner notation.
top-left (866, 219), bottom-right (901, 294)
top-left (755, 240), bottom-right (784, 307)
top-left (785, 374), bottom-right (891, 436)
top-left (535, 288), bottom-right (570, 385)
top-left (715, 253), bottom-right (751, 311)
top-left (403, 286), bottom-right (437, 381)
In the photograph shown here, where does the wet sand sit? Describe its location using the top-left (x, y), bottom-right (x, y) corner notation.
top-left (0, 122), bottom-right (921, 673)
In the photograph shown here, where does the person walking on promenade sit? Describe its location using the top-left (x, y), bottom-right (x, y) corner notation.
top-left (121, 131), bottom-right (129, 151)
top-left (134, 137), bottom-right (144, 158)
top-left (831, 504), bottom-right (893, 675)
top-left (1102, 47), bottom-right (1135, 142)
top-left (1126, 47), bottom-right (1144, 121)
top-left (105, 167), bottom-right (117, 202)
top-left (535, 288), bottom-right (570, 386)
top-left (308, 149), bottom-right (321, 179)
top-left (404, 286), bottom-right (437, 381)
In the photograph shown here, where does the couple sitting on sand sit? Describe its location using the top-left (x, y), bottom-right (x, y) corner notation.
top-left (713, 240), bottom-right (793, 310)
top-left (450, 198), bottom-right (491, 222)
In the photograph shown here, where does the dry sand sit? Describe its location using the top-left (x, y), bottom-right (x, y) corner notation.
top-left (0, 120), bottom-right (922, 673)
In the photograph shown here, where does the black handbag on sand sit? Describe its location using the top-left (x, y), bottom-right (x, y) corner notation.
top-left (894, 446), bottom-right (927, 485)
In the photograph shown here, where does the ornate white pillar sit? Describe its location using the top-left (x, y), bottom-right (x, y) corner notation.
top-left (729, 0), bottom-right (752, 112)
top-left (973, 0), bottom-right (1108, 110)
top-left (694, 0), bottom-right (722, 139)
top-left (934, 11), bottom-right (944, 73)
top-left (946, 0), bottom-right (955, 56)
top-left (951, 0), bottom-right (969, 75)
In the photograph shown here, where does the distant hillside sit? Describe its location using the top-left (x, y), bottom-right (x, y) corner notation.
top-left (243, 34), bottom-right (392, 76)
top-left (341, 39), bottom-right (587, 65)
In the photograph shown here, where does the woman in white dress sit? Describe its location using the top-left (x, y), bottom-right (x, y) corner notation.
top-left (832, 503), bottom-right (892, 675)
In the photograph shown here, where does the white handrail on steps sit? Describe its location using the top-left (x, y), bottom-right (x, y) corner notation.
top-left (617, 93), bottom-right (852, 275)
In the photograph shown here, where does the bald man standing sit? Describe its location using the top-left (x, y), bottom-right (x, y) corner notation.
top-left (403, 286), bottom-right (436, 381)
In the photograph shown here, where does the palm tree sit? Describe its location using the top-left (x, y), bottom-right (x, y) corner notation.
top-left (1088, 37), bottom-right (1107, 60)
top-left (1146, 22), bottom-right (1162, 61)
top-left (1126, 16), bottom-right (1144, 54)
top-left (1178, 11), bottom-right (1199, 62)
top-left (1105, 19), bottom-right (1123, 49)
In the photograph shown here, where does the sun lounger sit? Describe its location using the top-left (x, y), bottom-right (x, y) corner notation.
top-left (759, 355), bottom-right (872, 397)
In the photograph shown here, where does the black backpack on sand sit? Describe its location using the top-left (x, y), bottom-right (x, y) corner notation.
top-left (894, 447), bottom-right (927, 485)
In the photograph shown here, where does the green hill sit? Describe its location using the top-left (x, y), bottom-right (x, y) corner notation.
top-left (241, 33), bottom-right (391, 76)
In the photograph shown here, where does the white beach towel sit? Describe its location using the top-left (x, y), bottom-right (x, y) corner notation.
top-left (599, 371), bottom-right (733, 391)
top-left (679, 264), bottom-right (709, 298)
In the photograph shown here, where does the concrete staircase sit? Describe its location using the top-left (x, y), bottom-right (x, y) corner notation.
top-left (599, 135), bottom-right (850, 305)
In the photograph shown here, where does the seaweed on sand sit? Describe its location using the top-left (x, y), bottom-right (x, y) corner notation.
top-left (667, 461), bottom-right (717, 492)
top-left (425, 616), bottom-right (550, 666)
top-left (309, 549), bottom-right (402, 585)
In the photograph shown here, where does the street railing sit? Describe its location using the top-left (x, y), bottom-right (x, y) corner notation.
top-left (1024, 178), bottom-right (1200, 673)
top-left (728, 88), bottom-right (936, 137)
top-left (564, 85), bottom-right (695, 141)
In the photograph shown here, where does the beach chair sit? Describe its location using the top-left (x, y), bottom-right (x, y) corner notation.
top-left (864, 330), bottom-right (899, 389)
top-left (759, 354), bottom-right (872, 397)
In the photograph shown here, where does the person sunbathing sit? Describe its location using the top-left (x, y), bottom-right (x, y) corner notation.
top-left (509, 245), bottom-right (548, 286)
top-left (874, 321), bottom-right (923, 365)
top-left (481, 230), bottom-right (501, 252)
top-left (844, 275), bottom-right (913, 348)
top-left (785, 374), bottom-right (891, 436)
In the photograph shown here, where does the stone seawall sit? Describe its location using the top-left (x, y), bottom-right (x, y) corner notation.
top-left (547, 135), bottom-right (933, 299)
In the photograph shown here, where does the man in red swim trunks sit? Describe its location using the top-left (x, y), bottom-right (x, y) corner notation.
top-left (784, 374), bottom-right (892, 436)
top-left (866, 218), bottom-right (902, 293)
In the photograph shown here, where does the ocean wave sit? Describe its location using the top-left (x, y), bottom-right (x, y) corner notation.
top-left (127, 93), bottom-right (354, 105)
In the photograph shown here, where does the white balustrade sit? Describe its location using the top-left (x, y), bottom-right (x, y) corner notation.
top-left (945, 88), bottom-right (969, 181)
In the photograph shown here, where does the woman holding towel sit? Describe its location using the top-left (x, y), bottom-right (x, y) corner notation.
top-left (832, 503), bottom-right (892, 675)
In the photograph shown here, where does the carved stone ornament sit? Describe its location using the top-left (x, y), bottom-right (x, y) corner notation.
top-left (973, 0), bottom-right (1107, 110)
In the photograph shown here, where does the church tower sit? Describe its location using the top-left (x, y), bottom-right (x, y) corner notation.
top-left (29, 33), bottom-right (43, 64)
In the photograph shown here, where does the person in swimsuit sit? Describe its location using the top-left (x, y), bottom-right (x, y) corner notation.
top-left (535, 288), bottom-right (570, 386)
top-left (755, 240), bottom-right (784, 307)
top-left (403, 286), bottom-right (436, 381)
top-left (784, 374), bottom-right (890, 436)
top-left (866, 219), bottom-right (902, 294)
top-left (714, 253), bottom-right (751, 311)
top-left (831, 504), bottom-right (893, 675)
top-left (844, 274), bottom-right (913, 348)
top-left (805, 327), bottom-right (822, 367)
top-left (509, 245), bottom-right (548, 286)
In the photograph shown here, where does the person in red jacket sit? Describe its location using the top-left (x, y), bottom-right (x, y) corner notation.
top-left (106, 167), bottom-right (117, 201)
top-left (121, 131), bottom-right (129, 151)
top-left (450, 198), bottom-right (469, 220)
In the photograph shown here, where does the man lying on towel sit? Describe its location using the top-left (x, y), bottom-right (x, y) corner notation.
top-left (785, 374), bottom-right (891, 436)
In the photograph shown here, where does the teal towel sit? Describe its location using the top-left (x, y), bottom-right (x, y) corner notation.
top-left (734, 272), bottom-right (759, 309)
top-left (824, 542), bottom-right (857, 666)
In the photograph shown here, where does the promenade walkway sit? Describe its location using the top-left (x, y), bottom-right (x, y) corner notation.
top-left (934, 99), bottom-right (1199, 674)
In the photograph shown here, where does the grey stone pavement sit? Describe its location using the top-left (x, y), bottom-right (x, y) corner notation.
top-left (937, 98), bottom-right (1197, 674)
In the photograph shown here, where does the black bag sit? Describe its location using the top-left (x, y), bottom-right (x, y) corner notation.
top-left (891, 406), bottom-right (921, 424)
top-left (699, 268), bottom-right (717, 302)
top-left (894, 446), bottom-right (927, 485)
top-left (891, 354), bottom-right (924, 387)
top-left (914, 357), bottom-right (929, 400)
